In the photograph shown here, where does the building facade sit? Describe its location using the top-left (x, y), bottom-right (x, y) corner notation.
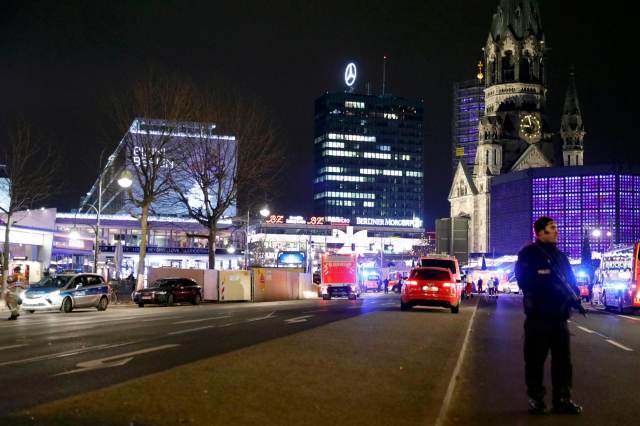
top-left (449, 0), bottom-right (585, 255)
top-left (313, 91), bottom-right (424, 226)
top-left (81, 118), bottom-right (237, 218)
top-left (491, 165), bottom-right (640, 258)
top-left (452, 79), bottom-right (485, 174)
top-left (248, 213), bottom-right (433, 271)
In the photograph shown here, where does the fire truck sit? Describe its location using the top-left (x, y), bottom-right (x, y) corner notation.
top-left (599, 242), bottom-right (640, 314)
top-left (320, 253), bottom-right (359, 300)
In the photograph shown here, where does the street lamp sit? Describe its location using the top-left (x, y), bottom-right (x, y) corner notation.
top-left (227, 245), bottom-right (236, 254)
top-left (81, 164), bottom-right (135, 274)
top-left (117, 170), bottom-right (133, 189)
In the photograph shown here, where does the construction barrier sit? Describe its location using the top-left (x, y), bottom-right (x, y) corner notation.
top-left (146, 267), bottom-right (313, 303)
top-left (218, 270), bottom-right (251, 302)
top-left (252, 268), bottom-right (315, 302)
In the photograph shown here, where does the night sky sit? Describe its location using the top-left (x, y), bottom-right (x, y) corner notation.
top-left (1, 1), bottom-right (636, 229)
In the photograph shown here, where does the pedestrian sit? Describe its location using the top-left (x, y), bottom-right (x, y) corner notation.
top-left (515, 216), bottom-right (585, 415)
top-left (494, 277), bottom-right (500, 295)
top-left (477, 277), bottom-right (483, 294)
top-left (383, 278), bottom-right (389, 294)
top-left (4, 266), bottom-right (25, 320)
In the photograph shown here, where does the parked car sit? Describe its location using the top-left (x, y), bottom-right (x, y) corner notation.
top-left (132, 278), bottom-right (202, 307)
top-left (401, 267), bottom-right (461, 314)
top-left (21, 273), bottom-right (110, 313)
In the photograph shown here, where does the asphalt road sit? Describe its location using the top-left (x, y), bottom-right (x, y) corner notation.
top-left (0, 292), bottom-right (638, 425)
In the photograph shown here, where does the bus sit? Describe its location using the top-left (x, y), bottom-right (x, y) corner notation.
top-left (599, 242), bottom-right (640, 314)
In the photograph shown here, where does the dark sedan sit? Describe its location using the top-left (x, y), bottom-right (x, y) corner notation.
top-left (132, 278), bottom-right (202, 307)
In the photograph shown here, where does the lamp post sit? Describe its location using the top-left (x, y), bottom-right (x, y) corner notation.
top-left (244, 206), bottom-right (270, 269)
top-left (77, 166), bottom-right (133, 274)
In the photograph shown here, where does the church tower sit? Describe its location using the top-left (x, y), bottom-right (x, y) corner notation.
top-left (561, 69), bottom-right (586, 166)
top-left (482, 0), bottom-right (553, 172)
top-left (449, 0), bottom-right (554, 254)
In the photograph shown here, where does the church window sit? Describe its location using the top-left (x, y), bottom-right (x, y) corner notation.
top-left (575, 154), bottom-right (579, 165)
top-left (502, 51), bottom-right (515, 82)
top-left (520, 51), bottom-right (532, 82)
top-left (486, 150), bottom-right (489, 165)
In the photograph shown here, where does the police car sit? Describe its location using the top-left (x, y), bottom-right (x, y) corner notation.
top-left (21, 273), bottom-right (111, 313)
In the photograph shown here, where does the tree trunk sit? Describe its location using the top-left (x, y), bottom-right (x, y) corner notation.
top-left (135, 204), bottom-right (150, 291)
top-left (2, 212), bottom-right (12, 294)
top-left (208, 223), bottom-right (217, 270)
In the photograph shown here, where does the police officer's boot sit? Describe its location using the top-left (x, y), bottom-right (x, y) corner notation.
top-left (8, 314), bottom-right (18, 321)
top-left (552, 398), bottom-right (582, 414)
top-left (528, 398), bottom-right (547, 415)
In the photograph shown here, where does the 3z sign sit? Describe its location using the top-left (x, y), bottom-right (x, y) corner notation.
top-left (307, 217), bottom-right (325, 225)
top-left (266, 215), bottom-right (284, 224)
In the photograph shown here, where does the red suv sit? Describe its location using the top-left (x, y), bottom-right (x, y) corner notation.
top-left (401, 267), bottom-right (461, 314)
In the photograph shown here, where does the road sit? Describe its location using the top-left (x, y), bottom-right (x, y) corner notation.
top-left (0, 293), bottom-right (638, 425)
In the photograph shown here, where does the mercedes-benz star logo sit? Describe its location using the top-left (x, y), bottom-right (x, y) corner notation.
top-left (344, 63), bottom-right (357, 87)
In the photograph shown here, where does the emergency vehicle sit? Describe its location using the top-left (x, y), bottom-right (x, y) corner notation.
top-left (600, 242), bottom-right (640, 314)
top-left (320, 253), bottom-right (359, 300)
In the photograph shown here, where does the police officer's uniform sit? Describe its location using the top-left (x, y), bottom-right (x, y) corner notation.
top-left (515, 240), bottom-right (583, 414)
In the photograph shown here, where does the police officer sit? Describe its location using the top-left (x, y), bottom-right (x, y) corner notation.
top-left (515, 216), bottom-right (583, 415)
top-left (5, 266), bottom-right (25, 320)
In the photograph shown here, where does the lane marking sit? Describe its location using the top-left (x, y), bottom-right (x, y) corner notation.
top-left (0, 344), bottom-right (27, 351)
top-left (576, 325), bottom-right (594, 334)
top-left (246, 311), bottom-right (276, 322)
top-left (284, 315), bottom-right (314, 324)
top-left (619, 315), bottom-right (640, 322)
top-left (55, 344), bottom-right (180, 376)
top-left (434, 301), bottom-right (479, 426)
top-left (605, 339), bottom-right (634, 352)
top-left (168, 325), bottom-right (215, 335)
top-left (173, 315), bottom-right (231, 324)
top-left (0, 341), bottom-right (137, 367)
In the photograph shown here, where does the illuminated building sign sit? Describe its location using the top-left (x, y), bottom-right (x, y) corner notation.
top-left (264, 215), bottom-right (352, 226)
top-left (356, 217), bottom-right (423, 228)
top-left (344, 63), bottom-right (357, 87)
top-left (285, 216), bottom-right (307, 225)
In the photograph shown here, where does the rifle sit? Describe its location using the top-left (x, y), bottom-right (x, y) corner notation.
top-left (533, 242), bottom-right (587, 317)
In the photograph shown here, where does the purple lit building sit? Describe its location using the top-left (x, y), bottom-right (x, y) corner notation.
top-left (490, 164), bottom-right (640, 258)
top-left (451, 79), bottom-right (484, 174)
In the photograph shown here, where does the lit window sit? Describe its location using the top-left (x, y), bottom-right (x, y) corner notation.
top-left (384, 113), bottom-right (399, 120)
top-left (328, 133), bottom-right (376, 142)
top-left (364, 152), bottom-right (391, 159)
top-left (345, 101), bottom-right (365, 109)
top-left (364, 201), bottom-right (375, 208)
top-left (322, 141), bottom-right (345, 149)
top-left (323, 150), bottom-right (357, 157)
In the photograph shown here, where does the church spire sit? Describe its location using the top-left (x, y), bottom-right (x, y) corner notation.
top-left (490, 0), bottom-right (544, 42)
top-left (561, 68), bottom-right (586, 166)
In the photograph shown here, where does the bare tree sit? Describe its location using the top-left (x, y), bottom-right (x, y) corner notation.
top-left (113, 75), bottom-right (196, 290)
top-left (171, 94), bottom-right (283, 269)
top-left (0, 121), bottom-right (58, 292)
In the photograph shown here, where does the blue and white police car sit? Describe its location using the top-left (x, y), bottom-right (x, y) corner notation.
top-left (21, 273), bottom-right (111, 313)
